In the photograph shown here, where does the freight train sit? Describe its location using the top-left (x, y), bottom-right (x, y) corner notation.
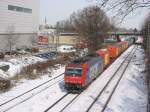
top-left (64, 37), bottom-right (135, 92)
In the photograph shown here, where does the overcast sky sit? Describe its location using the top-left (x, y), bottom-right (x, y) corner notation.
top-left (40, 0), bottom-right (149, 29)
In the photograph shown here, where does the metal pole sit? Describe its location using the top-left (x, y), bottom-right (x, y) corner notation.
top-left (56, 22), bottom-right (60, 55)
top-left (147, 22), bottom-right (150, 57)
top-left (52, 34), bottom-right (54, 52)
top-left (48, 33), bottom-right (51, 55)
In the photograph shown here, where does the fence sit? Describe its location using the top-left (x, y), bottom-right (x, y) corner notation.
top-left (147, 22), bottom-right (150, 56)
top-left (144, 20), bottom-right (150, 112)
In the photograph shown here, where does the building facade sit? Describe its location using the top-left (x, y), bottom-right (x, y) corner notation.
top-left (0, 0), bottom-right (39, 50)
top-left (39, 28), bottom-right (81, 51)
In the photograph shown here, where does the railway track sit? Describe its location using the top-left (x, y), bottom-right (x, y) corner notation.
top-left (60, 45), bottom-right (137, 112)
top-left (43, 46), bottom-right (137, 112)
top-left (101, 47), bottom-right (139, 112)
top-left (86, 46), bottom-right (138, 112)
top-left (0, 45), bottom-right (138, 112)
top-left (44, 93), bottom-right (79, 112)
top-left (0, 73), bottom-right (64, 112)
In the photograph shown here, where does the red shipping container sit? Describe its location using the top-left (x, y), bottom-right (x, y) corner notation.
top-left (107, 45), bottom-right (119, 58)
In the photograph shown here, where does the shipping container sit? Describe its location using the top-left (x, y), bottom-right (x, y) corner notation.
top-left (107, 45), bottom-right (119, 58)
top-left (116, 43), bottom-right (125, 53)
top-left (96, 49), bottom-right (110, 66)
top-left (119, 41), bottom-right (128, 50)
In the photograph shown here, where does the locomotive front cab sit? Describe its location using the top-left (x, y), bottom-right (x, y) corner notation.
top-left (64, 64), bottom-right (87, 90)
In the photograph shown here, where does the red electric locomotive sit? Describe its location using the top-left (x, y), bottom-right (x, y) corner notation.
top-left (64, 54), bottom-right (104, 91)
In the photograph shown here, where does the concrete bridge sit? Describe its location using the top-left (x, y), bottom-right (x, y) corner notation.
top-left (108, 32), bottom-right (143, 36)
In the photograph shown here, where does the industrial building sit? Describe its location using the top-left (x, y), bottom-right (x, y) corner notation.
top-left (0, 0), bottom-right (39, 50)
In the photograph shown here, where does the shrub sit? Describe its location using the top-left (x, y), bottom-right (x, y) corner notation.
top-left (0, 79), bottom-right (11, 91)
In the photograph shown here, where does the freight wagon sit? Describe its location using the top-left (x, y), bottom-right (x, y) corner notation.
top-left (107, 45), bottom-right (120, 58)
top-left (96, 49), bottom-right (110, 67)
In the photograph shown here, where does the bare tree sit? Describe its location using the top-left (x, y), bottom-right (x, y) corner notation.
top-left (92, 0), bottom-right (150, 21)
top-left (6, 25), bottom-right (18, 52)
top-left (142, 13), bottom-right (150, 98)
top-left (59, 6), bottom-right (115, 51)
top-left (29, 33), bottom-right (37, 47)
top-left (142, 13), bottom-right (150, 52)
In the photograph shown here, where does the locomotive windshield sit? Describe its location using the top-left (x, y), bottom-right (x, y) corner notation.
top-left (65, 68), bottom-right (82, 76)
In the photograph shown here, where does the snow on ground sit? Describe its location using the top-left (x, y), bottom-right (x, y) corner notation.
top-left (88, 61), bottom-right (130, 112)
top-left (136, 36), bottom-right (143, 44)
top-left (47, 94), bottom-right (78, 112)
top-left (63, 45), bottom-right (135, 112)
top-left (0, 65), bottom-right (64, 101)
top-left (0, 56), bottom-right (46, 78)
top-left (0, 69), bottom-right (8, 79)
top-left (105, 46), bottom-right (147, 112)
top-left (63, 45), bottom-right (147, 112)
top-left (1, 79), bottom-right (66, 112)
top-left (0, 65), bottom-right (66, 112)
top-left (0, 45), bottom-right (147, 112)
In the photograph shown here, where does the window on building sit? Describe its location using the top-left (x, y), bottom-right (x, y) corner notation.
top-left (8, 5), bottom-right (16, 11)
top-left (24, 8), bottom-right (32, 13)
top-left (16, 7), bottom-right (23, 12)
top-left (8, 5), bottom-right (32, 13)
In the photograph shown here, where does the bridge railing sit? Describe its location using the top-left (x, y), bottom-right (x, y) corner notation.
top-left (108, 32), bottom-right (142, 36)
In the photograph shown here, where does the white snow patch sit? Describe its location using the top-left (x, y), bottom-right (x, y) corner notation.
top-left (105, 46), bottom-right (147, 112)
top-left (0, 66), bottom-right (65, 112)
top-left (0, 45), bottom-right (147, 112)
top-left (0, 56), bottom-right (46, 78)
